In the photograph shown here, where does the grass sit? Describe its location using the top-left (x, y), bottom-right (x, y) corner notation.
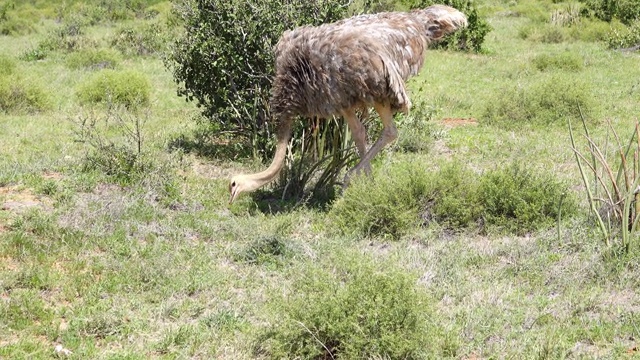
top-left (1, 0), bottom-right (640, 358)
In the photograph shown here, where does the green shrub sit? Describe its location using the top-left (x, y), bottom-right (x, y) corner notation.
top-left (110, 21), bottom-right (168, 57)
top-left (567, 18), bottom-right (622, 42)
top-left (21, 19), bottom-right (95, 61)
top-left (531, 52), bottom-right (584, 71)
top-left (330, 160), bottom-right (484, 238)
top-left (0, 55), bottom-right (16, 76)
top-left (580, 0), bottom-right (640, 25)
top-left (426, 162), bottom-right (483, 228)
top-left (479, 164), bottom-right (576, 235)
top-left (0, 75), bottom-right (50, 114)
top-left (260, 259), bottom-right (432, 359)
top-left (484, 75), bottom-right (595, 127)
top-left (330, 159), bottom-right (575, 237)
top-left (0, 2), bottom-right (36, 35)
top-left (66, 48), bottom-right (121, 70)
top-left (76, 70), bottom-right (150, 108)
top-left (540, 25), bottom-right (567, 43)
top-left (168, 0), bottom-right (349, 156)
top-left (330, 162), bottom-right (428, 239)
top-left (606, 20), bottom-right (640, 49)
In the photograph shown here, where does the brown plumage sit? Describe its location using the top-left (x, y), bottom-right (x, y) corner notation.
top-left (230, 5), bottom-right (468, 203)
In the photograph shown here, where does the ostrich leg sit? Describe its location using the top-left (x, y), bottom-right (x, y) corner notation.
top-left (342, 108), bottom-right (372, 175)
top-left (343, 102), bottom-right (398, 186)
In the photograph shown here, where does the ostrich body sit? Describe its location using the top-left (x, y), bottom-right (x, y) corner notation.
top-left (229, 5), bottom-right (467, 202)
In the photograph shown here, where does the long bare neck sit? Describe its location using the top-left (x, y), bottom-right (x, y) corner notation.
top-left (244, 118), bottom-right (292, 189)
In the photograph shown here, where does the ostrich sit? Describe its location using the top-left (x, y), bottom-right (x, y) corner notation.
top-left (229, 5), bottom-right (468, 203)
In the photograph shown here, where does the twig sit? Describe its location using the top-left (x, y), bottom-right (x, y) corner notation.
top-left (294, 320), bottom-right (335, 360)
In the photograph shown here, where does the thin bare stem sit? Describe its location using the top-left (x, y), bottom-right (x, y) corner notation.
top-left (569, 119), bottom-right (610, 244)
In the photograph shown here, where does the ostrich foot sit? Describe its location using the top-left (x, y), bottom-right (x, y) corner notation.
top-left (342, 163), bottom-right (373, 190)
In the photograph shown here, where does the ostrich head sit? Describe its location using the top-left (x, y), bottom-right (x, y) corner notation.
top-left (419, 5), bottom-right (468, 40)
top-left (229, 175), bottom-right (260, 203)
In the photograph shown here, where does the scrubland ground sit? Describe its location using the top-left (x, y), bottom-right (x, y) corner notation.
top-left (1, 0), bottom-right (640, 359)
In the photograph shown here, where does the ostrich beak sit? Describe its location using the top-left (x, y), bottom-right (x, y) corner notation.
top-left (229, 187), bottom-right (239, 204)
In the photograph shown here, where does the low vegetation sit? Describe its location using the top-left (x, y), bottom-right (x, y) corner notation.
top-left (331, 160), bottom-right (575, 239)
top-left (1, 0), bottom-right (640, 358)
top-left (76, 69), bottom-right (150, 108)
top-left (484, 75), bottom-right (596, 127)
top-left (260, 258), bottom-right (433, 358)
top-left (0, 75), bottom-right (50, 114)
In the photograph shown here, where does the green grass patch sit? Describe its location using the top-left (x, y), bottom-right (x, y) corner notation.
top-left (0, 75), bottom-right (50, 114)
top-left (0, 54), bottom-right (16, 76)
top-left (66, 48), bottom-right (121, 70)
top-left (76, 69), bottom-right (150, 108)
top-left (233, 235), bottom-right (295, 267)
top-left (0, 2), bottom-right (37, 36)
top-left (531, 52), bottom-right (584, 71)
top-left (484, 75), bottom-right (596, 127)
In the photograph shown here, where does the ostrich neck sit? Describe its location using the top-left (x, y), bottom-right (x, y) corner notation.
top-left (246, 118), bottom-right (292, 188)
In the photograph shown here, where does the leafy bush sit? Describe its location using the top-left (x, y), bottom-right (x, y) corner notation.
top-left (0, 76), bottom-right (50, 114)
top-left (580, 0), bottom-right (640, 25)
top-left (110, 21), bottom-right (168, 57)
top-left (531, 52), bottom-right (583, 71)
top-left (260, 259), bottom-right (432, 359)
top-left (484, 75), bottom-right (596, 127)
top-left (168, 0), bottom-right (349, 155)
top-left (66, 48), bottom-right (121, 70)
top-left (76, 70), bottom-right (150, 108)
top-left (606, 20), bottom-right (640, 49)
top-left (479, 164), bottom-right (576, 235)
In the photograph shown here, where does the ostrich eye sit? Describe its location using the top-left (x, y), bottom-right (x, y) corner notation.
top-left (231, 181), bottom-right (236, 187)
top-left (428, 25), bottom-right (439, 32)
